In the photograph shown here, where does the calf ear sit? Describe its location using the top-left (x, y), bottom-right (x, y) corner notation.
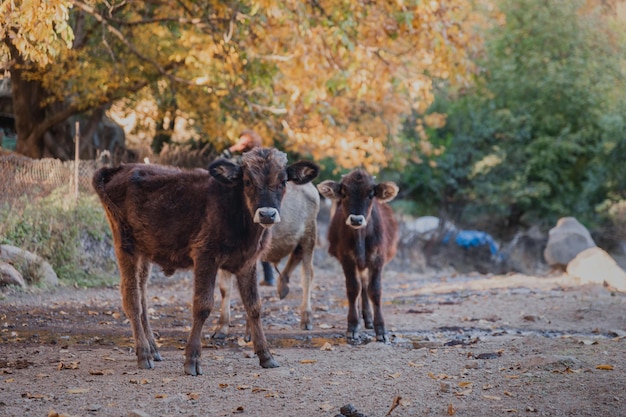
top-left (287, 161), bottom-right (319, 185)
top-left (375, 182), bottom-right (399, 203)
top-left (317, 180), bottom-right (341, 200)
top-left (209, 159), bottom-right (242, 186)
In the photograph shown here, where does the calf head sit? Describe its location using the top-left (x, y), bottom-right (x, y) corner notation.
top-left (318, 169), bottom-right (398, 229)
top-left (209, 147), bottom-right (319, 228)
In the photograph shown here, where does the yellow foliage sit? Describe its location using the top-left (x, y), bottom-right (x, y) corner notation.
top-left (1, 0), bottom-right (74, 65)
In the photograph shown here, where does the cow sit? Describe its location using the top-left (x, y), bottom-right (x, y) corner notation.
top-left (317, 169), bottom-right (399, 343)
top-left (214, 181), bottom-right (320, 339)
top-left (92, 148), bottom-right (319, 375)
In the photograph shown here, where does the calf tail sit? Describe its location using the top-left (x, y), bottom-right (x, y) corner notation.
top-left (92, 166), bottom-right (135, 255)
top-left (92, 167), bottom-right (125, 220)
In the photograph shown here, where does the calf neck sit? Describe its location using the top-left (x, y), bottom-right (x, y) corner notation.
top-left (92, 148), bottom-right (319, 375)
top-left (318, 169), bottom-right (398, 342)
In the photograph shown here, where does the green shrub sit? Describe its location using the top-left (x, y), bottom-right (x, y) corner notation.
top-left (0, 189), bottom-right (117, 287)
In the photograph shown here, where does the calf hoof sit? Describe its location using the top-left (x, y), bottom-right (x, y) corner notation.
top-left (257, 350), bottom-right (279, 368)
top-left (211, 331), bottom-right (228, 340)
top-left (364, 320), bottom-right (374, 329)
top-left (300, 311), bottom-right (313, 330)
top-left (277, 283), bottom-right (290, 300)
top-left (184, 359), bottom-right (203, 376)
top-left (345, 330), bottom-right (359, 342)
top-left (137, 357), bottom-right (154, 370)
top-left (152, 351), bottom-right (163, 362)
top-left (376, 333), bottom-right (389, 343)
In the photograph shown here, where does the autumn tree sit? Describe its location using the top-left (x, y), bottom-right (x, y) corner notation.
top-left (2, 0), bottom-right (479, 170)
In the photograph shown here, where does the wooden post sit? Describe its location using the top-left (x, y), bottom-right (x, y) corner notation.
top-left (74, 121), bottom-right (80, 200)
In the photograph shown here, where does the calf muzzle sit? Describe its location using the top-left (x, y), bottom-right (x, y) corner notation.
top-left (254, 207), bottom-right (281, 226)
top-left (346, 214), bottom-right (367, 229)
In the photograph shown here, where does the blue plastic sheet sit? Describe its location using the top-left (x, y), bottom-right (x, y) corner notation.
top-left (443, 230), bottom-right (500, 255)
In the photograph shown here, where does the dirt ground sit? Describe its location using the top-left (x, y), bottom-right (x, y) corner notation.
top-left (1, 255), bottom-right (625, 417)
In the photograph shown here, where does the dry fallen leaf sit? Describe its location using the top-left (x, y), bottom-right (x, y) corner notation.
top-left (447, 403), bottom-right (456, 415)
top-left (458, 381), bottom-right (473, 388)
top-left (388, 372), bottom-right (401, 379)
top-left (483, 395), bottom-right (502, 401)
top-left (155, 393), bottom-right (167, 399)
top-left (236, 385), bottom-right (250, 390)
top-left (89, 369), bottom-right (114, 376)
top-left (237, 337), bottom-right (253, 347)
top-left (386, 396), bottom-right (402, 416)
top-left (187, 392), bottom-right (200, 400)
top-left (596, 364), bottom-right (614, 370)
top-left (219, 383), bottom-right (229, 389)
top-left (319, 402), bottom-right (333, 412)
top-left (57, 361), bottom-right (80, 371)
top-left (300, 359), bottom-right (317, 364)
top-left (320, 342), bottom-right (334, 351)
top-left (67, 387), bottom-right (90, 394)
top-left (48, 411), bottom-right (73, 417)
top-left (455, 388), bottom-right (473, 397)
top-left (22, 392), bottom-right (48, 400)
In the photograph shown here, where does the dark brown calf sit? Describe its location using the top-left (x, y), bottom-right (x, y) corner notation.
top-left (317, 169), bottom-right (398, 342)
top-left (92, 148), bottom-right (318, 375)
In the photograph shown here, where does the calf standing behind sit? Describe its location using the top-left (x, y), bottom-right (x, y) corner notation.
top-left (317, 169), bottom-right (399, 342)
top-left (92, 148), bottom-right (319, 375)
top-left (214, 181), bottom-right (320, 338)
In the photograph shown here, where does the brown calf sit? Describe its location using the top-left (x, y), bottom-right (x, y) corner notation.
top-left (92, 148), bottom-right (319, 375)
top-left (317, 169), bottom-right (399, 342)
top-left (214, 181), bottom-right (320, 338)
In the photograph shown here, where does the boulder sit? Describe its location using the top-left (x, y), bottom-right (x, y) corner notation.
top-left (0, 261), bottom-right (26, 287)
top-left (502, 226), bottom-right (549, 275)
top-left (566, 247), bottom-right (626, 292)
top-left (0, 244), bottom-right (59, 286)
top-left (544, 217), bottom-right (596, 268)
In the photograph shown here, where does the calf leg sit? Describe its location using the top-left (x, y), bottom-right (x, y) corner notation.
top-left (236, 265), bottom-right (279, 369)
top-left (368, 266), bottom-right (388, 342)
top-left (138, 258), bottom-right (161, 361)
top-left (299, 238), bottom-right (316, 330)
top-left (341, 259), bottom-right (361, 341)
top-left (359, 269), bottom-right (373, 329)
top-left (117, 252), bottom-right (154, 369)
top-left (212, 270), bottom-right (233, 339)
top-left (276, 245), bottom-right (303, 300)
top-left (184, 260), bottom-right (218, 376)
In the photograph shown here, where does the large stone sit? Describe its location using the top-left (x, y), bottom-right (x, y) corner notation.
top-left (502, 226), bottom-right (549, 275)
top-left (0, 244), bottom-right (59, 286)
top-left (566, 247), bottom-right (626, 292)
top-left (0, 261), bottom-right (26, 287)
top-left (544, 217), bottom-right (596, 267)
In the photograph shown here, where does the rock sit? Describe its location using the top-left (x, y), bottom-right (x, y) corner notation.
top-left (0, 244), bottom-right (59, 286)
top-left (567, 247), bottom-right (626, 292)
top-left (544, 217), bottom-right (596, 268)
top-left (502, 226), bottom-right (549, 275)
top-left (339, 404), bottom-right (358, 417)
top-left (0, 261), bottom-right (26, 287)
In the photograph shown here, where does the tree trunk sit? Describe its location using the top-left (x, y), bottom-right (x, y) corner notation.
top-left (8, 41), bottom-right (47, 158)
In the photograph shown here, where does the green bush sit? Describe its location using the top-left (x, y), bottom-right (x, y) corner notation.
top-left (0, 189), bottom-right (117, 287)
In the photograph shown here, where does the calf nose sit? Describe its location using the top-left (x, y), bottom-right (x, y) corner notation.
top-left (254, 207), bottom-right (281, 226)
top-left (346, 214), bottom-right (367, 229)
